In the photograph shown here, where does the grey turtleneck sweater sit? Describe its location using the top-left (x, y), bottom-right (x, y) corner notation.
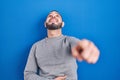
top-left (24, 35), bottom-right (80, 80)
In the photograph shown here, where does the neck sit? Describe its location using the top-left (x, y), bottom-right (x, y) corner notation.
top-left (47, 29), bottom-right (62, 38)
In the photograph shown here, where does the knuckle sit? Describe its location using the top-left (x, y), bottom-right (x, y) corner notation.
top-left (82, 53), bottom-right (89, 60)
top-left (82, 39), bottom-right (88, 43)
top-left (89, 41), bottom-right (94, 47)
top-left (87, 59), bottom-right (92, 63)
top-left (95, 48), bottom-right (100, 56)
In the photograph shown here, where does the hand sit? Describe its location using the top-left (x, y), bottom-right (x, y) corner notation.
top-left (72, 39), bottom-right (100, 64)
top-left (54, 76), bottom-right (67, 80)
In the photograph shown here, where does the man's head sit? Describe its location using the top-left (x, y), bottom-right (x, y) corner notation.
top-left (44, 10), bottom-right (64, 30)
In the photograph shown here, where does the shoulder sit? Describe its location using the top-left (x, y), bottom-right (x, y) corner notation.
top-left (64, 35), bottom-right (80, 42)
top-left (31, 38), bottom-right (46, 48)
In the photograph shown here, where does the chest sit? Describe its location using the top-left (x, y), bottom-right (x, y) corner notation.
top-left (35, 40), bottom-right (72, 67)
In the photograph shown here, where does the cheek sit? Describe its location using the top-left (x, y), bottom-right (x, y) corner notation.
top-left (46, 18), bottom-right (50, 22)
top-left (57, 19), bottom-right (62, 23)
top-left (59, 18), bottom-right (63, 22)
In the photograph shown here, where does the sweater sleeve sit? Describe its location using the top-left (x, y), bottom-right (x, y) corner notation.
top-left (67, 36), bottom-right (80, 48)
top-left (24, 43), bottom-right (53, 80)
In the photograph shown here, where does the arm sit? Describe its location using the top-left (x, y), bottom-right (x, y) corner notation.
top-left (68, 37), bottom-right (100, 64)
top-left (24, 43), bottom-right (52, 80)
top-left (71, 39), bottom-right (100, 64)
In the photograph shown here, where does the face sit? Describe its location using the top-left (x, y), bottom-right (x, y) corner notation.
top-left (45, 11), bottom-right (63, 30)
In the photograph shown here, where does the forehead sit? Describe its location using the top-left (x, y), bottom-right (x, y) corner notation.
top-left (48, 11), bottom-right (60, 15)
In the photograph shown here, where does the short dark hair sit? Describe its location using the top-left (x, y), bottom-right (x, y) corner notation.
top-left (49, 10), bottom-right (62, 18)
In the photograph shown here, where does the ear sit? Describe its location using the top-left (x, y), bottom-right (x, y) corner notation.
top-left (44, 22), bottom-right (46, 27)
top-left (62, 22), bottom-right (65, 27)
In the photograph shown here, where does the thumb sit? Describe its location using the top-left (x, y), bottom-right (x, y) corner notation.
top-left (71, 46), bottom-right (79, 58)
top-left (72, 46), bottom-right (83, 61)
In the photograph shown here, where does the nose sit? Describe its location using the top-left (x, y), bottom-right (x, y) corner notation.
top-left (51, 16), bottom-right (56, 18)
top-left (50, 14), bottom-right (57, 18)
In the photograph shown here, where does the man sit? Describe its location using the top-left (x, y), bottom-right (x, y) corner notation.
top-left (24, 10), bottom-right (100, 80)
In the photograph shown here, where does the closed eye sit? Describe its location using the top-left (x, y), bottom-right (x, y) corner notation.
top-left (48, 15), bottom-right (53, 18)
top-left (55, 15), bottom-right (60, 17)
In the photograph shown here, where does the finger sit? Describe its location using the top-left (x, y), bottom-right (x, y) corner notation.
top-left (85, 42), bottom-right (95, 63)
top-left (71, 46), bottom-right (79, 58)
top-left (80, 45), bottom-right (92, 61)
top-left (81, 41), bottom-right (94, 61)
top-left (77, 55), bottom-right (83, 61)
top-left (87, 47), bottom-right (100, 64)
top-left (55, 76), bottom-right (67, 80)
top-left (60, 76), bottom-right (67, 79)
top-left (72, 46), bottom-right (83, 61)
top-left (77, 39), bottom-right (90, 49)
top-left (76, 45), bottom-right (83, 61)
top-left (86, 50), bottom-right (95, 63)
top-left (77, 39), bottom-right (91, 60)
top-left (91, 48), bottom-right (100, 64)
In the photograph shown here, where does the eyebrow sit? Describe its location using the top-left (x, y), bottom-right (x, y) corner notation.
top-left (48, 13), bottom-right (61, 17)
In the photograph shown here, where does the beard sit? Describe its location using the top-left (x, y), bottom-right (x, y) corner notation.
top-left (45, 22), bottom-right (62, 30)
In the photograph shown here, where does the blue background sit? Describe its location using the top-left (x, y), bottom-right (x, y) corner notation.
top-left (0, 0), bottom-right (120, 80)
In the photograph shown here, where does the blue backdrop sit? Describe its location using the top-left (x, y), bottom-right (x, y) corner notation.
top-left (0, 0), bottom-right (120, 80)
